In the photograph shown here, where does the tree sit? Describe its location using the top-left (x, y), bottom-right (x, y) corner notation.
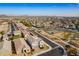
top-left (75, 22), bottom-right (79, 31)
top-left (67, 48), bottom-right (77, 56)
top-left (20, 20), bottom-right (32, 27)
top-left (0, 31), bottom-right (4, 35)
top-left (65, 45), bottom-right (71, 50)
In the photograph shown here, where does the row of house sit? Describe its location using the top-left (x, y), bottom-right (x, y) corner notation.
top-left (16, 23), bottom-right (45, 51)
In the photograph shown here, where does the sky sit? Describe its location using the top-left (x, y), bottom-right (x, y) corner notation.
top-left (0, 3), bottom-right (79, 16)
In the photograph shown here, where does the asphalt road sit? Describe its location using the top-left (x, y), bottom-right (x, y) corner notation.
top-left (38, 47), bottom-right (64, 56)
top-left (14, 23), bottom-right (67, 56)
top-left (31, 31), bottom-right (67, 56)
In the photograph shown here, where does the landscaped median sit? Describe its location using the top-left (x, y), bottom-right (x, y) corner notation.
top-left (32, 41), bottom-right (52, 56)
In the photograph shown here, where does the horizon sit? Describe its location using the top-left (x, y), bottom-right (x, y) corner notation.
top-left (0, 3), bottom-right (79, 17)
top-left (0, 15), bottom-right (79, 17)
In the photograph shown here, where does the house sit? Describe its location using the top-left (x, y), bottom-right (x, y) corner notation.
top-left (14, 38), bottom-right (31, 55)
top-left (27, 35), bottom-right (45, 49)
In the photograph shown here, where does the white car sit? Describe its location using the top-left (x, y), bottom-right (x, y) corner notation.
top-left (38, 40), bottom-right (45, 49)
